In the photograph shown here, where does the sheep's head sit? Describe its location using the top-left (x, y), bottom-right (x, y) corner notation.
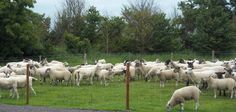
top-left (45, 68), bottom-right (51, 74)
top-left (166, 101), bottom-right (173, 112)
top-left (173, 67), bottom-right (180, 73)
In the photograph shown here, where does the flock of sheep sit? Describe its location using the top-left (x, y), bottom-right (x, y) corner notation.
top-left (1, 58), bottom-right (236, 111)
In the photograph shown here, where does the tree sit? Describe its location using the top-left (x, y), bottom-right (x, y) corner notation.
top-left (82, 6), bottom-right (102, 44)
top-left (179, 0), bottom-right (236, 51)
top-left (0, 0), bottom-right (50, 57)
top-left (122, 0), bottom-right (181, 53)
top-left (98, 17), bottom-right (126, 53)
top-left (52, 0), bottom-right (86, 44)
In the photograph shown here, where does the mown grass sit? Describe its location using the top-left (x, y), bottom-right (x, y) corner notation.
top-left (1, 52), bottom-right (236, 111)
top-left (0, 79), bottom-right (236, 112)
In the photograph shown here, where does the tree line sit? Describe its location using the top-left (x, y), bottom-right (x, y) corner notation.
top-left (0, 0), bottom-right (236, 58)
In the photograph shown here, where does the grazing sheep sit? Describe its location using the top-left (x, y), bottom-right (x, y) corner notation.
top-left (0, 77), bottom-right (19, 99)
top-left (206, 76), bottom-right (236, 98)
top-left (166, 86), bottom-right (201, 112)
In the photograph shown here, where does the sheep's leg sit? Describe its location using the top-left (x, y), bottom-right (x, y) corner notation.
top-left (30, 87), bottom-right (36, 95)
top-left (180, 103), bottom-right (184, 112)
top-left (100, 78), bottom-right (103, 85)
top-left (214, 89), bottom-right (217, 98)
top-left (231, 90), bottom-right (234, 99)
top-left (175, 80), bottom-right (178, 87)
top-left (13, 88), bottom-right (19, 99)
top-left (160, 81), bottom-right (162, 87)
top-left (77, 75), bottom-right (82, 87)
top-left (195, 101), bottom-right (199, 111)
top-left (9, 89), bottom-right (13, 98)
top-left (90, 76), bottom-right (93, 85)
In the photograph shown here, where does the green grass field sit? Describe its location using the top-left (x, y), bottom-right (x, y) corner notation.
top-left (1, 52), bottom-right (236, 112)
top-left (0, 79), bottom-right (236, 112)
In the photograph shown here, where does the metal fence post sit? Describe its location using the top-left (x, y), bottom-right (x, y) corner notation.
top-left (26, 64), bottom-right (30, 105)
top-left (125, 62), bottom-right (130, 111)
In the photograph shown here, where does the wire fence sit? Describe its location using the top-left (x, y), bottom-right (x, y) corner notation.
top-left (1, 51), bottom-right (236, 111)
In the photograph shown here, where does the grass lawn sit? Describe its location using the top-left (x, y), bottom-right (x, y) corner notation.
top-left (0, 78), bottom-right (236, 112)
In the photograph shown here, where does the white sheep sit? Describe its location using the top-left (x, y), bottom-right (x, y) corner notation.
top-left (0, 65), bottom-right (12, 74)
top-left (95, 59), bottom-right (106, 64)
top-left (74, 65), bottom-right (99, 86)
top-left (206, 76), bottom-right (236, 98)
top-left (9, 75), bottom-right (37, 95)
top-left (0, 77), bottom-right (19, 99)
top-left (96, 68), bottom-right (114, 86)
top-left (157, 69), bottom-right (179, 87)
top-left (45, 68), bottom-right (72, 86)
top-left (166, 86), bottom-right (201, 112)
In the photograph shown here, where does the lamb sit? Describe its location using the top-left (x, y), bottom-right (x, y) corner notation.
top-left (45, 68), bottom-right (72, 86)
top-left (206, 76), bottom-right (236, 98)
top-left (74, 65), bottom-right (99, 86)
top-left (96, 67), bottom-right (114, 86)
top-left (157, 69), bottom-right (179, 87)
top-left (0, 77), bottom-right (19, 99)
top-left (166, 86), bottom-right (201, 112)
top-left (8, 75), bottom-right (37, 95)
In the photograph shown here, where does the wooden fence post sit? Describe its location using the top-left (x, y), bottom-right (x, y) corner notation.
top-left (26, 64), bottom-right (30, 105)
top-left (125, 62), bottom-right (130, 111)
top-left (84, 52), bottom-right (87, 65)
top-left (171, 52), bottom-right (173, 60)
top-left (212, 50), bottom-right (215, 62)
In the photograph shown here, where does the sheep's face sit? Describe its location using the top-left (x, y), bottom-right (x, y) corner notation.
top-left (166, 102), bottom-right (172, 112)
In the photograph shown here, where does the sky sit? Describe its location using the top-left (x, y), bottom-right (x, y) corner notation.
top-left (32, 0), bottom-right (183, 26)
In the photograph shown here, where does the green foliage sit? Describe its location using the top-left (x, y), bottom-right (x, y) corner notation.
top-left (64, 32), bottom-right (90, 53)
top-left (82, 6), bottom-right (102, 44)
top-left (122, 0), bottom-right (181, 53)
top-left (179, 0), bottom-right (236, 51)
top-left (0, 0), bottom-right (49, 58)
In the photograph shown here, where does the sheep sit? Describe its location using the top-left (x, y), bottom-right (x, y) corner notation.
top-left (74, 65), bottom-right (99, 86)
top-left (186, 68), bottom-right (215, 88)
top-left (0, 66), bottom-right (12, 74)
top-left (156, 69), bottom-right (179, 87)
top-left (45, 68), bottom-right (72, 86)
top-left (135, 62), bottom-right (153, 79)
top-left (8, 75), bottom-right (37, 95)
top-left (206, 76), bottom-right (236, 98)
top-left (32, 66), bottom-right (50, 84)
top-left (112, 64), bottom-right (125, 80)
top-left (166, 86), bottom-right (201, 112)
top-left (0, 77), bottom-right (19, 99)
top-left (95, 59), bottom-right (106, 64)
top-left (96, 63), bottom-right (113, 70)
top-left (145, 66), bottom-right (161, 82)
top-left (96, 67), bottom-right (114, 86)
top-left (0, 73), bottom-right (10, 78)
